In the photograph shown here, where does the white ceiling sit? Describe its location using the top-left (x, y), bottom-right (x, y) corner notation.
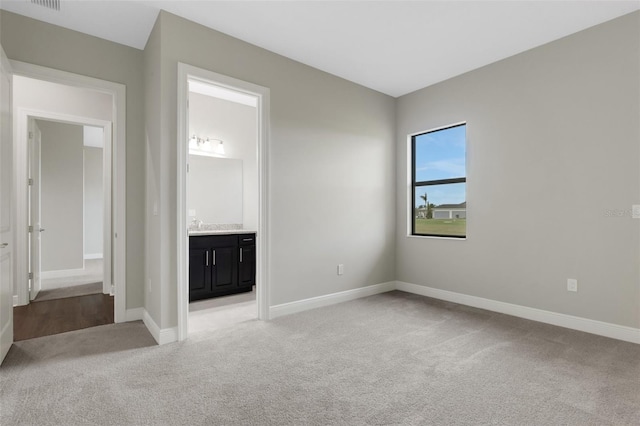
top-left (2, 1), bottom-right (638, 97)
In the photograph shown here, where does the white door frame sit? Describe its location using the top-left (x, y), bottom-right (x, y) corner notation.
top-left (27, 117), bottom-right (41, 301)
top-left (18, 109), bottom-right (112, 301)
top-left (11, 60), bottom-right (126, 322)
top-left (176, 63), bottom-right (270, 340)
top-left (1, 46), bottom-right (14, 363)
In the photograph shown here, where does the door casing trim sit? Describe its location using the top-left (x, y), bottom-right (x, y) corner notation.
top-left (176, 63), bottom-right (271, 340)
top-left (18, 109), bottom-right (112, 301)
top-left (10, 60), bottom-right (126, 322)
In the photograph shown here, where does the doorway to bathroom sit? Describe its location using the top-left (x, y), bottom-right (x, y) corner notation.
top-left (177, 64), bottom-right (270, 340)
top-left (186, 77), bottom-right (258, 335)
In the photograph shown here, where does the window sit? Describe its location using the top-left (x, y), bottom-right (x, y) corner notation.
top-left (411, 123), bottom-right (466, 238)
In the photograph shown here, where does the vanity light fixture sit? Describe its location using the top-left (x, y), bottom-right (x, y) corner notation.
top-left (189, 135), bottom-right (226, 157)
top-left (213, 140), bottom-right (225, 155)
top-left (188, 134), bottom-right (199, 150)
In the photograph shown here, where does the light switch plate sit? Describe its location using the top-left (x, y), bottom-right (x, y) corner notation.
top-left (567, 279), bottom-right (578, 292)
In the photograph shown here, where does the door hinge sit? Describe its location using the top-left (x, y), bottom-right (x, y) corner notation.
top-left (28, 178), bottom-right (33, 186)
top-left (28, 272), bottom-right (33, 280)
top-left (187, 163), bottom-right (189, 173)
top-left (28, 225), bottom-right (33, 233)
top-left (28, 131), bottom-right (33, 140)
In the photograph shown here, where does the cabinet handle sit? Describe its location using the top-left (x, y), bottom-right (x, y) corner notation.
top-left (212, 250), bottom-right (216, 266)
top-left (205, 251), bottom-right (209, 266)
top-left (242, 238), bottom-right (253, 242)
top-left (240, 247), bottom-right (243, 263)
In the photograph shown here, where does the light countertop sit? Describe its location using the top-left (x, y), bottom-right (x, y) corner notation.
top-left (189, 229), bottom-right (256, 236)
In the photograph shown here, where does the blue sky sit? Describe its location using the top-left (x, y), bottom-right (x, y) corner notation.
top-left (414, 124), bottom-right (466, 207)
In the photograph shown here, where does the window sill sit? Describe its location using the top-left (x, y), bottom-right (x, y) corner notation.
top-left (407, 234), bottom-right (466, 241)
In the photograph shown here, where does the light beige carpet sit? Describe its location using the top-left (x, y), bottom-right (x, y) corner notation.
top-left (188, 290), bottom-right (256, 335)
top-left (34, 282), bottom-right (103, 302)
top-left (1, 291), bottom-right (639, 425)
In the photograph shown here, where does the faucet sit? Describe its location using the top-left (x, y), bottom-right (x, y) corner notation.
top-left (191, 217), bottom-right (203, 230)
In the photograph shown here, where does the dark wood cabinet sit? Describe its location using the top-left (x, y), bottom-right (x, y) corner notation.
top-left (238, 235), bottom-right (256, 287)
top-left (189, 233), bottom-right (256, 302)
top-left (211, 245), bottom-right (236, 291)
top-left (189, 247), bottom-right (210, 300)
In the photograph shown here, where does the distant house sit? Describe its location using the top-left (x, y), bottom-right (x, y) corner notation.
top-left (432, 202), bottom-right (466, 219)
top-left (415, 207), bottom-right (428, 219)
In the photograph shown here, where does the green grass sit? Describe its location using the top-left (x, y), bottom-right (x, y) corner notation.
top-left (414, 218), bottom-right (466, 237)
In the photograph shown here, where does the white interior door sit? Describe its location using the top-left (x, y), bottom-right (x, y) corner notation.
top-left (28, 118), bottom-right (42, 300)
top-left (0, 46), bottom-right (14, 363)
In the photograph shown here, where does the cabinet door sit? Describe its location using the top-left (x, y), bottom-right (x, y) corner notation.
top-left (189, 247), bottom-right (211, 301)
top-left (211, 246), bottom-right (237, 292)
top-left (238, 244), bottom-right (256, 287)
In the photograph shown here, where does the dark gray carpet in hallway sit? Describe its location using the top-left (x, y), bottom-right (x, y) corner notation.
top-left (1, 291), bottom-right (639, 425)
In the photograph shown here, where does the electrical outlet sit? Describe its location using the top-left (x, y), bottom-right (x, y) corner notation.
top-left (337, 264), bottom-right (344, 275)
top-left (188, 209), bottom-right (196, 217)
top-left (567, 278), bottom-right (578, 292)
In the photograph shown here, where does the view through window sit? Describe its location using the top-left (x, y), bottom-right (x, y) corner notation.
top-left (411, 123), bottom-right (466, 238)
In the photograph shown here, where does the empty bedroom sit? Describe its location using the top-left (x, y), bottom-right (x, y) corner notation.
top-left (0, 1), bottom-right (638, 425)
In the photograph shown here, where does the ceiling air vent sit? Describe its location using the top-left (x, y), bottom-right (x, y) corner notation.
top-left (31, 0), bottom-right (60, 11)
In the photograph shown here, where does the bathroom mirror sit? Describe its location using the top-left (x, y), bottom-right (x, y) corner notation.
top-left (187, 156), bottom-right (243, 225)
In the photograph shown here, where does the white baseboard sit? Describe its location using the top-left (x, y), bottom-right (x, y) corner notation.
top-left (125, 307), bottom-right (144, 322)
top-left (12, 295), bottom-right (18, 307)
top-left (270, 281), bottom-right (396, 319)
top-left (396, 281), bottom-right (640, 345)
top-left (41, 268), bottom-right (86, 280)
top-left (142, 309), bottom-right (178, 345)
top-left (84, 253), bottom-right (103, 260)
top-left (139, 279), bottom-right (638, 346)
top-left (0, 316), bottom-right (13, 365)
top-left (158, 327), bottom-right (178, 345)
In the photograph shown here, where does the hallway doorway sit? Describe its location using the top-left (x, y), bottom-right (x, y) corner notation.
top-left (6, 61), bottom-right (128, 344)
top-left (27, 118), bottom-right (110, 303)
top-left (14, 102), bottom-right (113, 340)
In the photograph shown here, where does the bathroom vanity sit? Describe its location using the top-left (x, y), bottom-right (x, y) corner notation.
top-left (189, 231), bottom-right (256, 302)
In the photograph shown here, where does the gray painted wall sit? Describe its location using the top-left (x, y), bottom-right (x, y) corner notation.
top-left (188, 92), bottom-right (257, 229)
top-left (84, 146), bottom-right (103, 257)
top-left (4, 8), bottom-right (637, 332)
top-left (145, 11), bottom-right (397, 328)
top-left (38, 120), bottom-right (84, 271)
top-left (143, 15), bottom-right (163, 332)
top-left (396, 12), bottom-right (640, 328)
top-left (1, 10), bottom-right (146, 309)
